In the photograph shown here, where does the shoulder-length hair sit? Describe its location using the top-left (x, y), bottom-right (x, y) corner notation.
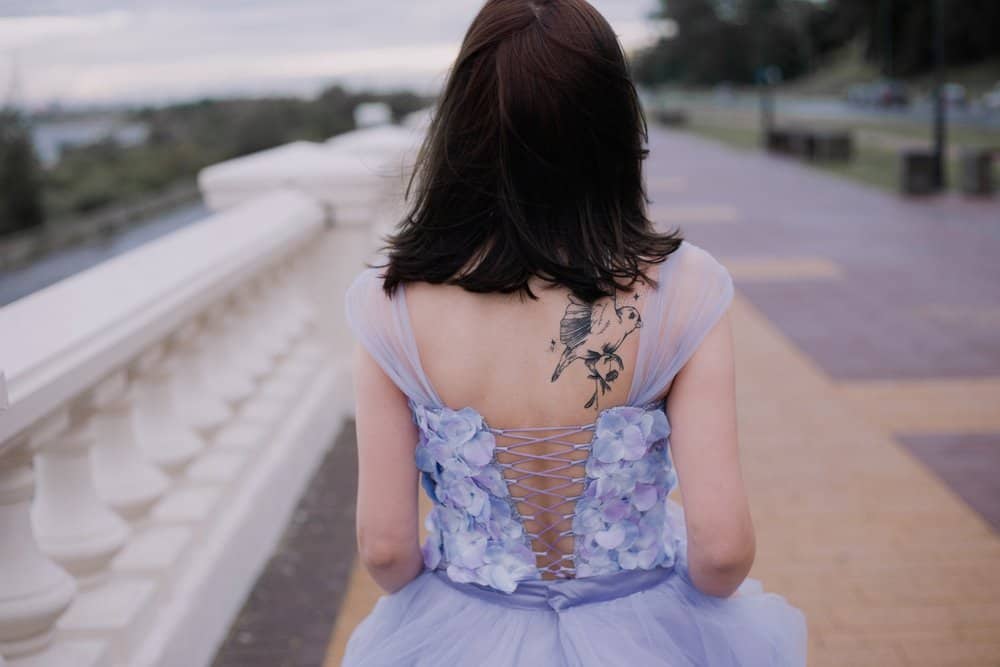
top-left (379, 0), bottom-right (682, 303)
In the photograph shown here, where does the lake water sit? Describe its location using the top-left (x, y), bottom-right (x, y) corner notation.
top-left (30, 118), bottom-right (148, 166)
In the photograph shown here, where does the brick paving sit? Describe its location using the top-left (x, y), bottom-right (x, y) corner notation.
top-left (650, 130), bottom-right (1000, 382)
top-left (727, 294), bottom-right (1000, 666)
top-left (836, 378), bottom-right (1000, 434)
top-left (897, 433), bottom-right (1000, 533)
top-left (224, 128), bottom-right (1000, 666)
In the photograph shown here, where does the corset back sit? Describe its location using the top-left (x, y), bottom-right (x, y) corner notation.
top-left (344, 240), bottom-right (734, 594)
top-left (412, 400), bottom-right (681, 592)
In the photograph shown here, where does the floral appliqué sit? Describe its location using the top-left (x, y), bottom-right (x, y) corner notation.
top-left (412, 402), bottom-right (538, 593)
top-left (573, 406), bottom-right (679, 577)
top-left (412, 401), bottom-right (680, 592)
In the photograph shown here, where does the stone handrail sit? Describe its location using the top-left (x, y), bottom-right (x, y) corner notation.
top-left (0, 119), bottom-right (420, 666)
top-left (0, 189), bottom-right (322, 447)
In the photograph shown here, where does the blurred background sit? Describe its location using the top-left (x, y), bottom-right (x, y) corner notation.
top-left (2, 0), bottom-right (998, 303)
top-left (1, 2), bottom-right (999, 667)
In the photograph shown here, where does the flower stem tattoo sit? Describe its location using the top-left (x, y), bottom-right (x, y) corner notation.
top-left (550, 290), bottom-right (642, 409)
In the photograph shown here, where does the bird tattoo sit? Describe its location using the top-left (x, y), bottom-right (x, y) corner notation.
top-left (550, 291), bottom-right (642, 409)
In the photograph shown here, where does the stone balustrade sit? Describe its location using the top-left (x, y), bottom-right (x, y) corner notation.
top-left (0, 118), bottom-right (421, 666)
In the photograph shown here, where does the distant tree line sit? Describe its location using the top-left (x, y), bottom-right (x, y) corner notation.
top-left (836, 0), bottom-right (1000, 77)
top-left (633, 0), bottom-right (1000, 86)
top-left (0, 109), bottom-right (46, 235)
top-left (0, 85), bottom-right (431, 237)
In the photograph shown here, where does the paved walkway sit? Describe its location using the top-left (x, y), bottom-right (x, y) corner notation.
top-left (262, 128), bottom-right (1000, 666)
top-left (212, 426), bottom-right (359, 667)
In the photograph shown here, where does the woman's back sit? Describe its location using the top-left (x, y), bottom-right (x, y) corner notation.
top-left (407, 265), bottom-right (650, 578)
top-left (405, 263), bottom-right (649, 428)
top-left (343, 240), bottom-right (807, 666)
top-left (346, 240), bottom-right (736, 585)
top-left (342, 1), bottom-right (805, 662)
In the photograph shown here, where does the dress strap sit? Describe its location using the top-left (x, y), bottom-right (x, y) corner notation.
top-left (627, 241), bottom-right (735, 407)
top-left (343, 267), bottom-right (442, 406)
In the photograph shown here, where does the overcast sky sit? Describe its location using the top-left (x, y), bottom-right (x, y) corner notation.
top-left (0, 0), bottom-right (661, 107)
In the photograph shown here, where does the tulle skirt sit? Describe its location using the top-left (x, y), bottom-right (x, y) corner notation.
top-left (343, 506), bottom-right (807, 666)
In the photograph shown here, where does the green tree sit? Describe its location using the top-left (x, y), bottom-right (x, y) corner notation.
top-left (828, 0), bottom-right (1000, 76)
top-left (633, 0), bottom-right (832, 85)
top-left (0, 108), bottom-right (45, 235)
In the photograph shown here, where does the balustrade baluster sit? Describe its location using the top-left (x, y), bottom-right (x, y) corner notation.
top-left (18, 406), bottom-right (162, 667)
top-left (201, 304), bottom-right (256, 406)
top-left (168, 323), bottom-right (232, 437)
top-left (232, 285), bottom-right (283, 379)
top-left (0, 438), bottom-right (77, 658)
top-left (29, 409), bottom-right (129, 588)
top-left (90, 372), bottom-right (170, 521)
top-left (133, 346), bottom-right (205, 474)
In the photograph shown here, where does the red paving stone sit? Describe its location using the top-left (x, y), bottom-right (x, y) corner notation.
top-left (897, 433), bottom-right (1000, 533)
top-left (648, 128), bottom-right (1000, 539)
top-left (646, 128), bottom-right (1000, 382)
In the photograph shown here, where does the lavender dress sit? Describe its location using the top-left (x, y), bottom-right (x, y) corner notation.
top-left (342, 241), bottom-right (807, 666)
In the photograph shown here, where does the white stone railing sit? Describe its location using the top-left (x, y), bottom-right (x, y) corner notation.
top-left (0, 117), bottom-right (424, 667)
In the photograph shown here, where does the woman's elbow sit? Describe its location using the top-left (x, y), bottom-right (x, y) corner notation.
top-left (357, 533), bottom-right (423, 592)
top-left (689, 535), bottom-right (756, 598)
top-left (359, 537), bottom-right (411, 572)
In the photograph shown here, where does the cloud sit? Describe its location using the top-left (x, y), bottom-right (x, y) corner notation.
top-left (1, 0), bottom-right (659, 106)
top-left (0, 10), bottom-right (130, 50)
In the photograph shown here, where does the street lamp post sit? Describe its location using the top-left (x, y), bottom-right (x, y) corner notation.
top-left (931, 0), bottom-right (947, 190)
top-left (757, 65), bottom-right (781, 149)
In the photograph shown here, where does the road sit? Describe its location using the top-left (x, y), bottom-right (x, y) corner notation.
top-left (0, 201), bottom-right (211, 306)
top-left (662, 90), bottom-right (1000, 130)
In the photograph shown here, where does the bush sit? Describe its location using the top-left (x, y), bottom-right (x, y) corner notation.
top-left (0, 109), bottom-right (45, 235)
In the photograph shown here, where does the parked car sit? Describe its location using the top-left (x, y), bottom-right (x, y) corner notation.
top-left (845, 80), bottom-right (910, 108)
top-left (942, 83), bottom-right (967, 108)
top-left (983, 82), bottom-right (1000, 111)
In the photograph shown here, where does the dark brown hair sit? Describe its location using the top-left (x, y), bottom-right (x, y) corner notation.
top-left (379, 0), bottom-right (682, 302)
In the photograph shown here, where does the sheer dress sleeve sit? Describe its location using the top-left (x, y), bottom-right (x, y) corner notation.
top-left (343, 267), bottom-right (442, 407)
top-left (627, 241), bottom-right (735, 407)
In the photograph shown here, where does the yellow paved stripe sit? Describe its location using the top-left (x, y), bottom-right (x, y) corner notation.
top-left (648, 204), bottom-right (740, 224)
top-left (835, 378), bottom-right (1000, 435)
top-left (731, 295), bottom-right (1000, 666)
top-left (325, 486), bottom-right (433, 666)
top-left (914, 303), bottom-right (1000, 327)
top-left (646, 175), bottom-right (688, 192)
top-left (720, 256), bottom-right (845, 281)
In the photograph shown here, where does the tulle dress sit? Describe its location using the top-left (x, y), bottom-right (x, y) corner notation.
top-left (341, 241), bottom-right (808, 666)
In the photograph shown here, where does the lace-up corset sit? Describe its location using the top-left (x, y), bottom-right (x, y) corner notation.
top-left (412, 400), bottom-right (681, 593)
top-left (345, 241), bottom-right (735, 595)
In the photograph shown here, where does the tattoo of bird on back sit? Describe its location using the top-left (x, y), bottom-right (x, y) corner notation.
top-left (550, 290), bottom-right (642, 410)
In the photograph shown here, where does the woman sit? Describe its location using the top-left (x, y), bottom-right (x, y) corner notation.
top-left (342, 0), bottom-right (807, 664)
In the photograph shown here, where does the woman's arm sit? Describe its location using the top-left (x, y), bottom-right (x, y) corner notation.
top-left (352, 342), bottom-right (425, 593)
top-left (665, 311), bottom-right (756, 597)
